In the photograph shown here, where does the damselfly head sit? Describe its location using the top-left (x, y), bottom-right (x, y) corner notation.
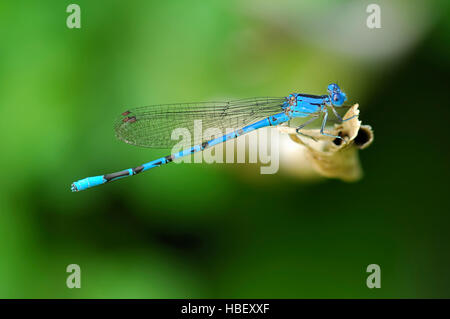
top-left (327, 83), bottom-right (347, 107)
top-left (327, 83), bottom-right (340, 92)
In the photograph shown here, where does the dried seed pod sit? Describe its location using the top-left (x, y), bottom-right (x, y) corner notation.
top-left (278, 104), bottom-right (374, 181)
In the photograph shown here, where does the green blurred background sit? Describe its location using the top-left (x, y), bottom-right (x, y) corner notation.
top-left (0, 0), bottom-right (449, 298)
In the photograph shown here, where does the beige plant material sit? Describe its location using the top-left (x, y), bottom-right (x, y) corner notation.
top-left (278, 104), bottom-right (373, 181)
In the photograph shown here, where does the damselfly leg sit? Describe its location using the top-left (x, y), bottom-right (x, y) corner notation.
top-left (320, 109), bottom-right (344, 141)
top-left (330, 105), bottom-right (358, 123)
top-left (295, 116), bottom-right (319, 141)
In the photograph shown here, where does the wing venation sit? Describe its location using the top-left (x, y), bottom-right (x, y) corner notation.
top-left (114, 97), bottom-right (285, 148)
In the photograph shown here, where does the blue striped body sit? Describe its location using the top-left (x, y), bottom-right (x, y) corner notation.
top-left (71, 84), bottom-right (347, 192)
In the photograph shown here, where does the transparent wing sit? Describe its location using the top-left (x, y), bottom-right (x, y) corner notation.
top-left (115, 97), bottom-right (285, 148)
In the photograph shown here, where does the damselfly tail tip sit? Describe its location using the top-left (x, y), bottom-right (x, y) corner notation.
top-left (71, 175), bottom-right (106, 192)
top-left (71, 183), bottom-right (78, 192)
